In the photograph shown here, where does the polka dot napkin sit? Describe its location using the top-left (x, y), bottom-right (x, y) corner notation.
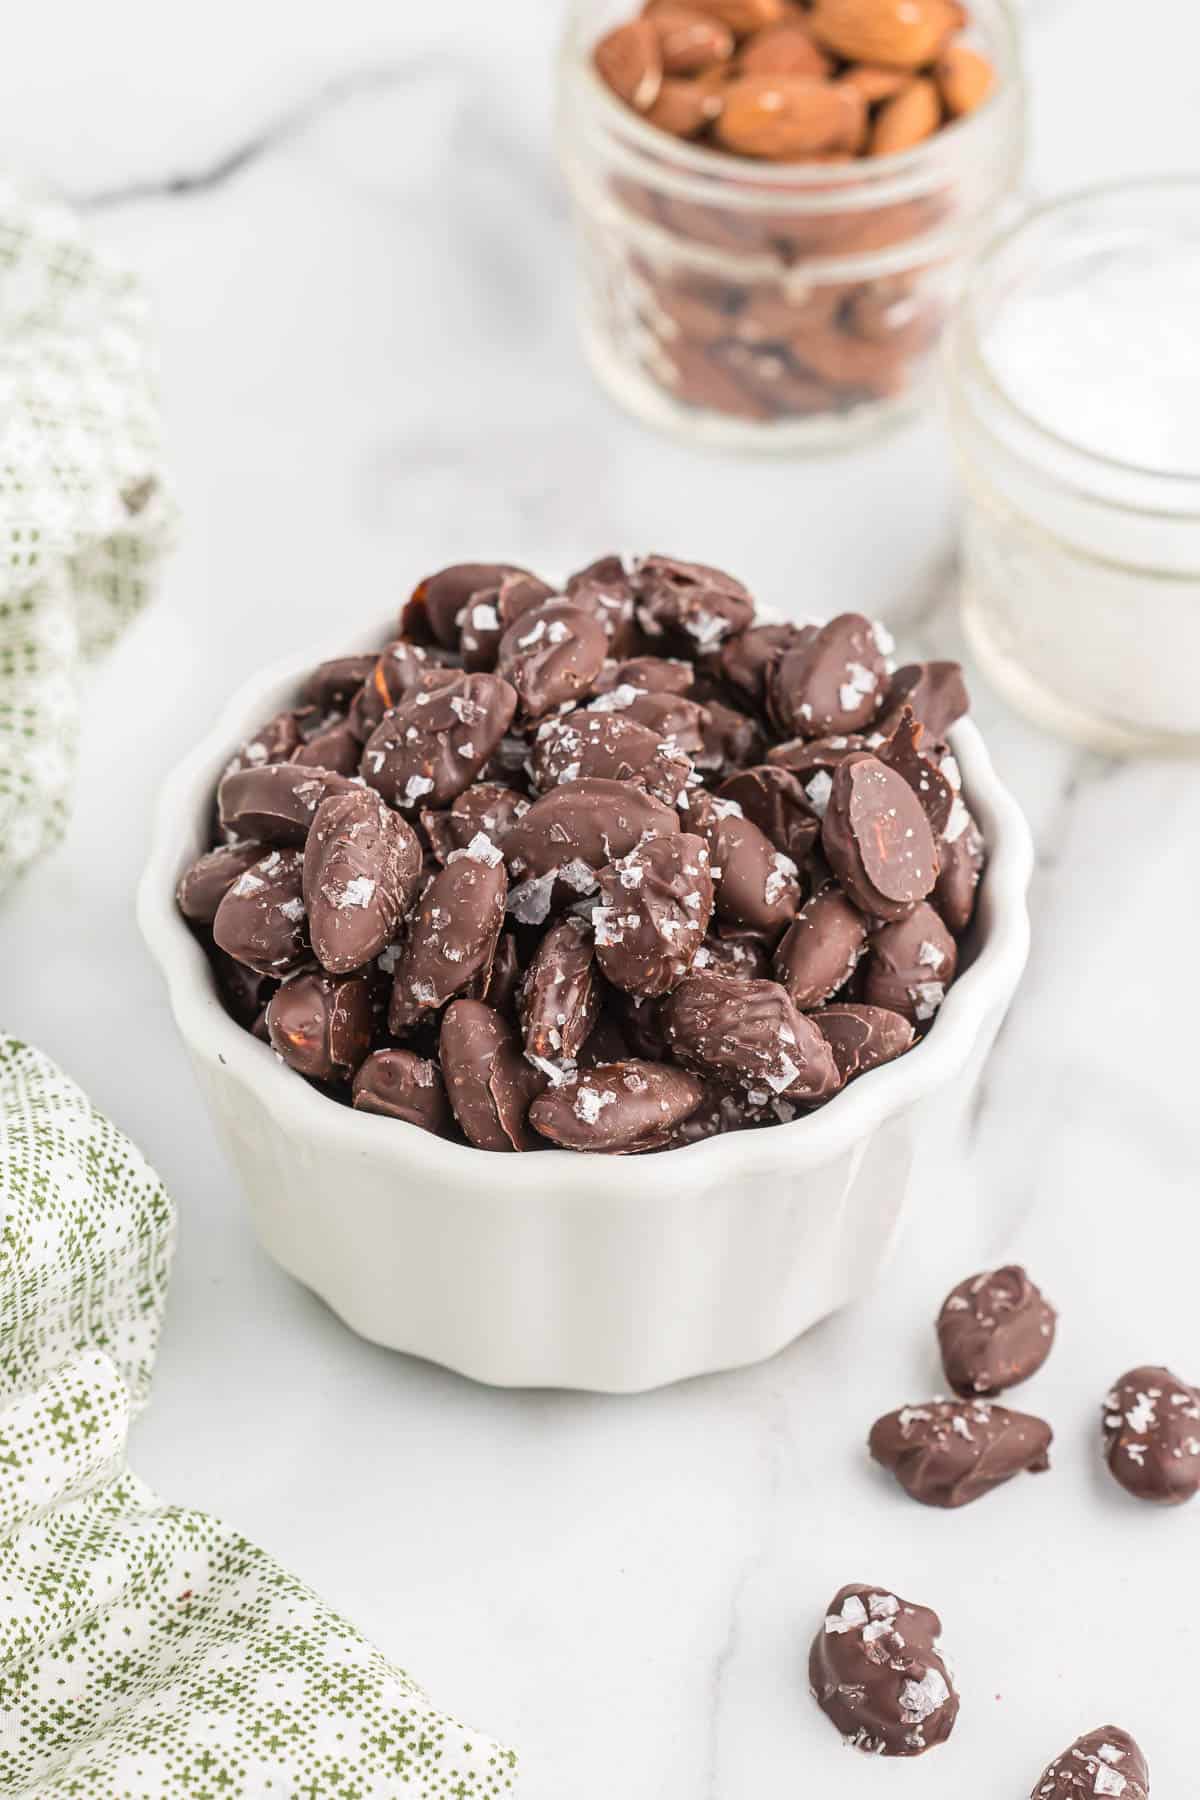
top-left (0, 176), bottom-right (175, 897)
top-left (0, 1035), bottom-right (518, 1797)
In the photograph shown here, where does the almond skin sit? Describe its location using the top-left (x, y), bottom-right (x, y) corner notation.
top-left (937, 42), bottom-right (995, 116)
top-left (837, 63), bottom-right (910, 103)
top-left (595, 19), bottom-right (663, 111)
top-left (809, 0), bottom-right (961, 70)
top-left (715, 73), bottom-right (866, 158)
top-left (646, 2), bottom-right (736, 72)
top-left (869, 75), bottom-right (943, 154)
top-left (645, 70), bottom-right (730, 136)
top-left (738, 21), bottom-right (833, 78)
top-left (651, 0), bottom-right (787, 35)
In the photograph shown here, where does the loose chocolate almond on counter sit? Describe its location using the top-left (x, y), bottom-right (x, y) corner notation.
top-left (361, 671), bottom-right (517, 811)
top-left (663, 969), bottom-right (839, 1100)
top-left (496, 601), bottom-right (609, 720)
top-left (177, 842), bottom-right (265, 925)
top-left (218, 763), bottom-right (357, 848)
top-left (822, 753), bottom-right (939, 921)
top-left (387, 840), bottom-right (508, 1033)
top-left (810, 1584), bottom-right (959, 1756)
top-left (815, 1002), bottom-right (913, 1081)
top-left (1103, 1366), bottom-right (1200, 1506)
top-left (1031, 1727), bottom-right (1150, 1800)
top-left (352, 1048), bottom-right (450, 1134)
top-left (859, 902), bottom-right (957, 1025)
top-left (593, 831), bottom-right (715, 997)
top-left (530, 1058), bottom-right (707, 1153)
top-left (937, 1265), bottom-right (1057, 1397)
top-left (774, 883), bottom-right (867, 1008)
top-left (869, 1398), bottom-right (1052, 1508)
top-left (266, 969), bottom-right (373, 1083)
top-left (519, 916), bottom-right (600, 1062)
top-left (212, 848), bottom-right (310, 976)
top-left (440, 999), bottom-right (545, 1152)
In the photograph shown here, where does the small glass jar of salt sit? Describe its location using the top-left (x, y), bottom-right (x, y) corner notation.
top-left (943, 179), bottom-right (1200, 754)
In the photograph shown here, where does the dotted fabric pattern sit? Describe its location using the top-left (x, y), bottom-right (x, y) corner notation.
top-left (0, 1039), bottom-right (518, 1797)
top-left (0, 177), bottom-right (175, 894)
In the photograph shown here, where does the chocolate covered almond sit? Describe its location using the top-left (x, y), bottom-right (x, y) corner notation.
top-left (440, 999), bottom-right (544, 1152)
top-left (1103, 1366), bottom-right (1200, 1506)
top-left (810, 1584), bottom-right (958, 1757)
top-left (869, 1398), bottom-right (1052, 1508)
top-left (388, 838), bottom-right (507, 1032)
top-left (303, 788), bottom-right (422, 974)
top-left (361, 671), bottom-right (517, 810)
top-left (593, 831), bottom-right (714, 997)
top-left (1032, 1727), bottom-right (1149, 1800)
top-left (351, 1048), bottom-right (449, 1133)
top-left (822, 751), bottom-right (938, 921)
top-left (938, 1265), bottom-right (1057, 1397)
top-left (529, 1059), bottom-right (705, 1153)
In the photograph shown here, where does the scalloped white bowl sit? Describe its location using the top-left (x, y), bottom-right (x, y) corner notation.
top-left (138, 620), bottom-right (1033, 1393)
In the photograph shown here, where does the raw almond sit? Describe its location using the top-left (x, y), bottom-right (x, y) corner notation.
top-left (937, 42), bottom-right (995, 116)
top-left (738, 21), bottom-right (833, 78)
top-left (715, 73), bottom-right (866, 158)
top-left (651, 0), bottom-right (788, 36)
top-left (837, 63), bottom-right (910, 103)
top-left (868, 76), bottom-right (942, 154)
top-left (645, 70), bottom-right (730, 136)
top-left (660, 339), bottom-right (775, 420)
top-left (595, 19), bottom-right (663, 111)
top-left (845, 278), bottom-right (942, 354)
top-left (645, 3), bottom-right (736, 72)
top-left (809, 0), bottom-right (961, 70)
top-left (789, 322), bottom-right (909, 395)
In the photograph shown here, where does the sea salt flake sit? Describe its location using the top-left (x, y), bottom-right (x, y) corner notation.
top-left (337, 876), bottom-right (375, 909)
top-left (403, 775), bottom-right (435, 803)
top-left (587, 683), bottom-right (643, 713)
top-left (899, 1669), bottom-right (948, 1725)
top-left (911, 981), bottom-right (945, 1022)
top-left (944, 796), bottom-right (971, 842)
top-left (805, 771), bottom-right (833, 817)
top-left (277, 898), bottom-right (305, 922)
top-left (825, 1595), bottom-right (868, 1634)
top-left (1094, 1770), bottom-right (1127, 1796)
top-left (574, 1086), bottom-right (616, 1125)
top-left (507, 872), bottom-right (557, 925)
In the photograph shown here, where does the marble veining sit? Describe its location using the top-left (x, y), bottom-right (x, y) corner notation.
top-left (1, 2), bottom-right (1197, 1795)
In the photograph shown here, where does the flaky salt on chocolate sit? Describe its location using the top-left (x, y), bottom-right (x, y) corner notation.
top-left (869, 1397), bottom-right (1051, 1508)
top-left (181, 553), bottom-right (980, 1151)
top-left (937, 1265), bottom-right (1057, 1397)
top-left (1032, 1726), bottom-right (1149, 1799)
top-left (809, 1584), bottom-right (959, 1756)
top-left (1102, 1365), bottom-right (1200, 1505)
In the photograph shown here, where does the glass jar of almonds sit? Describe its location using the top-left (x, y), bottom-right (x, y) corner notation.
top-left (558, 0), bottom-right (1025, 452)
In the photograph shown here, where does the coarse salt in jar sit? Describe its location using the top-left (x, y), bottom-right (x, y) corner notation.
top-left (944, 178), bottom-right (1200, 755)
top-left (557, 0), bottom-right (1025, 453)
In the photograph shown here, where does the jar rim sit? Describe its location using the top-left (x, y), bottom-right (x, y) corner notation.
top-left (955, 175), bottom-right (1200, 505)
top-left (561, 0), bottom-right (1022, 205)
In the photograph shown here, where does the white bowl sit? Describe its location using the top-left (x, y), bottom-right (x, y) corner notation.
top-left (138, 622), bottom-right (1033, 1393)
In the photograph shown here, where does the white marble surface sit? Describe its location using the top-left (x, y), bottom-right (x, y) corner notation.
top-left (3, 3), bottom-right (1199, 1793)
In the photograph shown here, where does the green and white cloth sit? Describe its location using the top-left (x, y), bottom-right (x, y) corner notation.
top-left (0, 1036), bottom-right (518, 1798)
top-left (0, 176), bottom-right (174, 896)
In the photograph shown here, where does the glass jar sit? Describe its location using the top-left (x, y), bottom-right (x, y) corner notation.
top-left (557, 0), bottom-right (1025, 453)
top-left (944, 179), bottom-right (1200, 755)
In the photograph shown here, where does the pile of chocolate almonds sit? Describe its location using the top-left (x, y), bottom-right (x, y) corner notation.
top-left (177, 554), bottom-right (983, 1154)
top-left (596, 0), bottom-right (995, 161)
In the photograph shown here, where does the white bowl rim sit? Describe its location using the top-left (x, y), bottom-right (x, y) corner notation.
top-left (137, 615), bottom-right (1034, 1196)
